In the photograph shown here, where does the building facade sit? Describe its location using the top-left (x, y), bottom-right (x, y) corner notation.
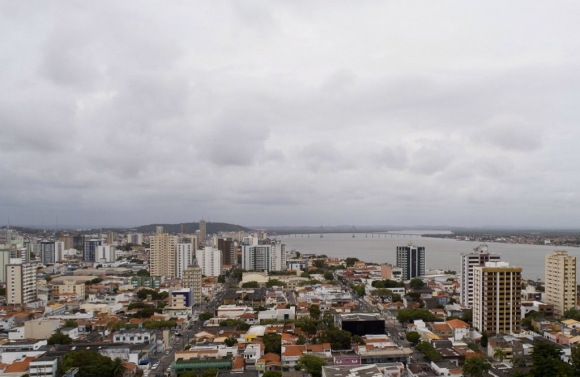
top-left (459, 244), bottom-right (502, 308)
top-left (395, 244), bottom-right (425, 281)
top-left (199, 219), bottom-right (207, 245)
top-left (545, 250), bottom-right (577, 318)
top-left (473, 262), bottom-right (522, 334)
top-left (176, 237), bottom-right (196, 279)
top-left (82, 239), bottom-right (102, 262)
top-left (183, 262), bottom-right (202, 306)
top-left (195, 246), bottom-right (222, 277)
top-left (40, 241), bottom-right (56, 265)
top-left (6, 258), bottom-right (37, 305)
top-left (242, 239), bottom-right (286, 272)
top-left (149, 233), bottom-right (178, 278)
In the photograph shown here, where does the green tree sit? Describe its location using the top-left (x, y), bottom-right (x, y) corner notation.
top-left (352, 284), bottom-right (365, 297)
top-left (225, 336), bottom-right (237, 347)
top-left (263, 371), bottom-right (282, 377)
top-left (64, 319), bottom-right (79, 328)
top-left (570, 345), bottom-right (580, 376)
top-left (319, 328), bottom-right (352, 349)
top-left (298, 354), bottom-right (327, 377)
top-left (462, 356), bottom-right (491, 377)
top-left (530, 342), bottom-right (572, 377)
top-left (352, 335), bottom-right (365, 345)
top-left (309, 304), bottom-right (321, 320)
top-left (461, 309), bottom-right (473, 324)
top-left (323, 271), bottom-right (334, 281)
top-left (199, 312), bottom-right (214, 321)
top-left (241, 281), bottom-right (259, 288)
top-left (61, 350), bottom-right (124, 377)
top-left (416, 342), bottom-right (442, 361)
top-left (297, 335), bottom-right (306, 345)
top-left (48, 332), bottom-right (72, 345)
top-left (480, 333), bottom-right (488, 348)
top-left (218, 275), bottom-right (226, 283)
top-left (201, 369), bottom-right (219, 377)
top-left (266, 279), bottom-right (287, 288)
top-left (493, 347), bottom-right (506, 361)
top-left (409, 278), bottom-right (425, 289)
top-left (345, 258), bottom-right (359, 267)
top-left (136, 269), bottom-right (149, 276)
top-left (405, 331), bottom-right (421, 345)
top-left (263, 333), bottom-right (282, 355)
top-left (313, 259), bottom-right (326, 269)
top-left (301, 271), bottom-right (311, 278)
top-left (297, 318), bottom-right (318, 336)
top-left (564, 308), bottom-right (580, 321)
top-left (371, 288), bottom-right (394, 303)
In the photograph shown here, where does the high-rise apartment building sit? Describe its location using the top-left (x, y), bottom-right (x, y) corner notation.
top-left (96, 244), bottom-right (117, 263)
top-left (183, 261), bottom-right (203, 306)
top-left (396, 243), bottom-right (425, 281)
top-left (473, 261), bottom-right (522, 334)
top-left (176, 240), bottom-right (195, 279)
top-left (545, 250), bottom-right (577, 317)
top-left (83, 239), bottom-right (102, 262)
top-left (0, 249), bottom-right (13, 282)
top-left (241, 238), bottom-right (286, 272)
top-left (150, 233), bottom-right (178, 278)
top-left (218, 238), bottom-right (235, 267)
top-left (126, 233), bottom-right (144, 245)
top-left (6, 258), bottom-right (37, 305)
top-left (40, 241), bottom-right (56, 265)
top-left (195, 246), bottom-right (222, 277)
top-left (460, 244), bottom-right (502, 308)
top-left (199, 219), bottom-right (207, 245)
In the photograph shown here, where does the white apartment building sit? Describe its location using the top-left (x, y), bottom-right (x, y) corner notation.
top-left (6, 258), bottom-right (37, 305)
top-left (183, 261), bottom-right (202, 306)
top-left (150, 233), bottom-right (178, 278)
top-left (176, 241), bottom-right (195, 279)
top-left (96, 244), bottom-right (116, 263)
top-left (195, 246), bottom-right (222, 277)
top-left (473, 261), bottom-right (522, 334)
top-left (459, 244), bottom-right (501, 308)
top-left (545, 250), bottom-right (577, 318)
top-left (242, 238), bottom-right (286, 272)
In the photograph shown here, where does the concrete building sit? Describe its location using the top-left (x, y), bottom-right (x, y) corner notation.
top-left (459, 244), bottom-right (502, 308)
top-left (242, 239), bottom-right (287, 272)
top-left (196, 246), bottom-right (222, 277)
top-left (96, 244), bottom-right (116, 263)
top-left (218, 238), bottom-right (235, 267)
top-left (396, 243), bottom-right (425, 281)
top-left (40, 241), bottom-right (56, 265)
top-left (0, 248), bottom-right (14, 282)
top-left (545, 250), bottom-right (577, 318)
top-left (82, 239), bottom-right (102, 262)
top-left (183, 261), bottom-right (202, 306)
top-left (176, 240), bottom-right (195, 279)
top-left (199, 219), bottom-right (207, 245)
top-left (52, 281), bottom-right (85, 299)
top-left (113, 329), bottom-right (156, 344)
top-left (30, 356), bottom-right (59, 377)
top-left (473, 262), bottom-right (522, 334)
top-left (126, 233), bottom-right (144, 245)
top-left (150, 233), bottom-right (178, 278)
top-left (24, 319), bottom-right (61, 339)
top-left (6, 258), bottom-right (37, 304)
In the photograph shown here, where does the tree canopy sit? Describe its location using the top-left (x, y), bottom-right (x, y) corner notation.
top-left (405, 331), bottom-right (421, 345)
top-left (409, 278), bottom-right (426, 289)
top-left (241, 281), bottom-right (259, 288)
top-left (48, 332), bottom-right (72, 345)
top-left (61, 350), bottom-right (124, 377)
top-left (263, 333), bottom-right (282, 355)
top-left (530, 342), bottom-right (572, 377)
top-left (298, 354), bottom-right (327, 377)
top-left (396, 308), bottom-right (440, 324)
top-left (462, 356), bottom-right (491, 377)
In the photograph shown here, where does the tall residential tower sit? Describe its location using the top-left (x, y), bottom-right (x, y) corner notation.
top-left (545, 250), bottom-right (577, 317)
top-left (396, 243), bottom-right (425, 281)
top-left (460, 244), bottom-right (502, 308)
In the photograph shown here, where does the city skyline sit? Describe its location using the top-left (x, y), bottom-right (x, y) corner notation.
top-left (2, 2), bottom-right (580, 228)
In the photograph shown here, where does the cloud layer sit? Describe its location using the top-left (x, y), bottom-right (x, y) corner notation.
top-left (1, 1), bottom-right (580, 227)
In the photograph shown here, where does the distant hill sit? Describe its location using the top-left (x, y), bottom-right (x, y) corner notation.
top-left (132, 222), bottom-right (252, 234)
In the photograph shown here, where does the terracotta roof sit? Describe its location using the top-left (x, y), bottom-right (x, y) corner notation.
top-left (430, 323), bottom-right (452, 332)
top-left (233, 356), bottom-right (245, 370)
top-left (447, 319), bottom-right (469, 329)
top-left (283, 345), bottom-right (305, 357)
top-left (5, 356), bottom-right (36, 373)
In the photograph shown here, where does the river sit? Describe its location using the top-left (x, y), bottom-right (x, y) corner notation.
top-left (278, 232), bottom-right (580, 282)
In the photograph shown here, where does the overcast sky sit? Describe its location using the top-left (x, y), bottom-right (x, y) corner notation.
top-left (1, 1), bottom-right (580, 228)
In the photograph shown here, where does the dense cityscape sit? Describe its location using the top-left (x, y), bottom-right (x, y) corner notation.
top-left (0, 222), bottom-right (579, 377)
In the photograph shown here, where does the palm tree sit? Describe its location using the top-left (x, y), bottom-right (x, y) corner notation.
top-left (463, 356), bottom-right (491, 377)
top-left (493, 347), bottom-right (506, 362)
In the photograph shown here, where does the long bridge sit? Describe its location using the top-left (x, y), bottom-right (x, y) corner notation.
top-left (280, 232), bottom-right (422, 238)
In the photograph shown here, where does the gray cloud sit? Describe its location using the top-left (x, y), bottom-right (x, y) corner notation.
top-left (1, 1), bottom-right (580, 227)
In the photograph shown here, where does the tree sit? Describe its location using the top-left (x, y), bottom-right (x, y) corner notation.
top-left (416, 342), bottom-right (442, 361)
top-left (136, 269), bottom-right (149, 276)
top-left (201, 369), bottom-right (219, 377)
top-left (61, 350), bottom-right (124, 377)
top-left (64, 319), bottom-right (79, 328)
top-left (313, 259), bottom-right (326, 269)
top-left (530, 342), bottom-right (572, 377)
top-left (266, 279), bottom-right (287, 288)
top-left (263, 333), bottom-right (282, 355)
top-left (319, 328), bottom-right (352, 350)
top-left (409, 278), bottom-right (425, 289)
top-left (199, 312), bottom-right (214, 321)
top-left (225, 336), bottom-right (237, 347)
top-left (564, 308), bottom-right (580, 321)
top-left (297, 318), bottom-right (318, 336)
top-left (323, 271), bottom-right (334, 281)
top-left (352, 284), bottom-right (365, 297)
top-left (309, 304), bottom-right (321, 320)
top-left (241, 281), bottom-right (259, 288)
top-left (462, 356), bottom-right (491, 377)
top-left (461, 309), bottom-right (473, 324)
top-left (570, 345), bottom-right (580, 376)
top-left (298, 354), bottom-right (327, 377)
top-left (479, 332), bottom-right (488, 348)
top-left (263, 371), bottom-right (282, 377)
top-left (297, 335), bottom-right (306, 345)
top-left (48, 332), bottom-right (72, 345)
top-left (406, 331), bottom-right (421, 345)
top-left (345, 258), bottom-right (359, 267)
top-left (493, 347), bottom-right (506, 361)
top-left (371, 288), bottom-right (394, 303)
